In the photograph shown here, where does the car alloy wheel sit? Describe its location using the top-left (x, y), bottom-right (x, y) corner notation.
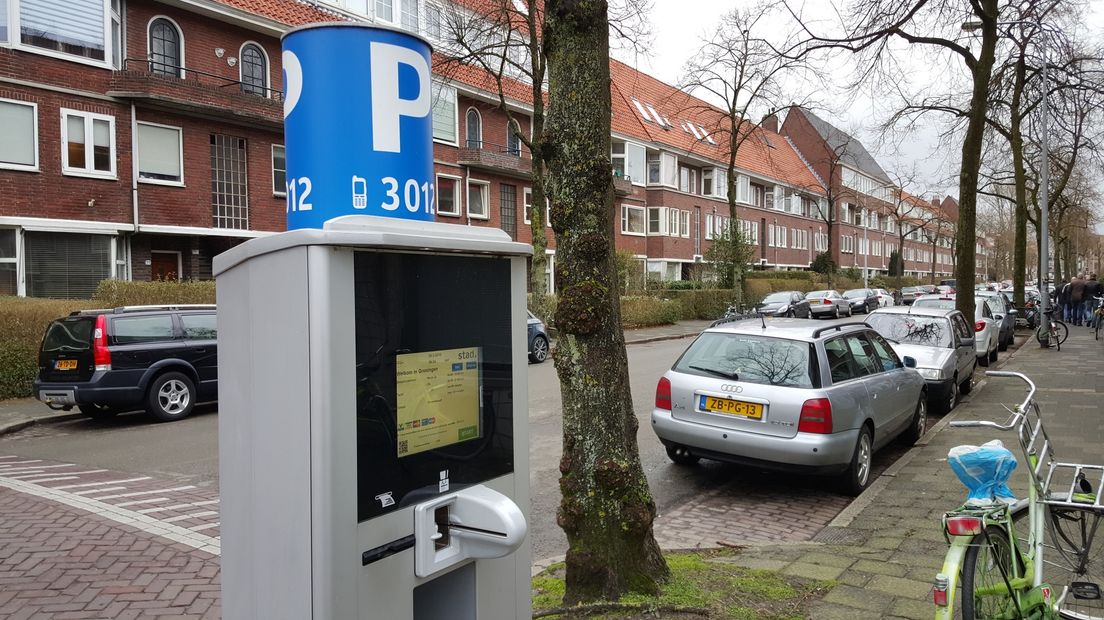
top-left (146, 372), bottom-right (195, 422)
top-left (841, 425), bottom-right (874, 496)
top-left (947, 375), bottom-right (959, 412)
top-left (902, 397), bottom-right (926, 445)
top-left (833, 306), bottom-right (840, 319)
top-left (530, 335), bottom-right (549, 363)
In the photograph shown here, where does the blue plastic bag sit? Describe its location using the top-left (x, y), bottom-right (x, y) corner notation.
top-left (948, 440), bottom-right (1018, 506)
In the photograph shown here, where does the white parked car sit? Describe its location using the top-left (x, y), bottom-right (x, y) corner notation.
top-left (874, 288), bottom-right (895, 307)
top-left (912, 295), bottom-right (999, 367)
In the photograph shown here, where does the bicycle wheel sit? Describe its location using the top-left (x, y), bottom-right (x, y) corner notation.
top-left (1055, 321), bottom-right (1070, 346)
top-left (1048, 506), bottom-right (1104, 620)
top-left (963, 526), bottom-right (1021, 619)
top-left (1039, 323), bottom-right (1054, 346)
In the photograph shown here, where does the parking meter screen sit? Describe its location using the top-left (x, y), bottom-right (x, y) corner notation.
top-left (354, 252), bottom-right (513, 522)
top-left (395, 347), bottom-right (482, 457)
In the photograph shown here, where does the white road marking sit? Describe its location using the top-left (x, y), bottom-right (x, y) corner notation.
top-left (0, 460), bottom-right (42, 467)
top-left (52, 477), bottom-right (150, 490)
top-left (0, 477), bottom-right (220, 554)
top-left (17, 469), bottom-right (107, 481)
top-left (116, 497), bottom-right (170, 507)
top-left (137, 499), bottom-right (219, 514)
top-left (0, 464), bottom-right (74, 474)
top-left (189, 522), bottom-right (220, 532)
top-left (162, 511), bottom-right (218, 523)
top-left (94, 486), bottom-right (196, 500)
top-left (0, 455), bottom-right (19, 459)
top-left (13, 476), bottom-right (79, 483)
top-left (73, 486), bottom-right (127, 495)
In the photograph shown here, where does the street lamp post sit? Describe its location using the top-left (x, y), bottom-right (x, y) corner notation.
top-left (863, 214), bottom-right (869, 288)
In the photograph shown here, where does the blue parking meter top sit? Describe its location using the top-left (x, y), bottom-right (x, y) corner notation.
top-left (281, 23), bottom-right (436, 230)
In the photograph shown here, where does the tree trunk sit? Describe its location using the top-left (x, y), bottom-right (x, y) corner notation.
top-left (530, 154), bottom-right (549, 304)
top-left (1011, 54), bottom-right (1028, 308)
top-left (545, 0), bottom-right (668, 604)
top-left (954, 0), bottom-right (999, 322)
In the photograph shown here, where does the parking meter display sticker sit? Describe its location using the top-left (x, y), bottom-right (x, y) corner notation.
top-left (396, 347), bottom-right (482, 457)
top-left (282, 25), bottom-right (435, 230)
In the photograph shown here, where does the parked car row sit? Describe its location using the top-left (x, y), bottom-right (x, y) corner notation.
top-left (757, 288), bottom-right (895, 321)
top-left (655, 291), bottom-right (1014, 495)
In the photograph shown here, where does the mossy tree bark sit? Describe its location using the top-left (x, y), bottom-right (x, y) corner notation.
top-left (544, 0), bottom-right (669, 605)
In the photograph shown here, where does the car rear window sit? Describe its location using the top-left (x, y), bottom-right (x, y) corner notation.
top-left (112, 315), bottom-right (175, 344)
top-left (674, 332), bottom-right (815, 388)
top-left (913, 298), bottom-right (955, 309)
top-left (42, 317), bottom-right (94, 352)
top-left (867, 314), bottom-right (953, 348)
top-left (181, 314), bottom-right (217, 340)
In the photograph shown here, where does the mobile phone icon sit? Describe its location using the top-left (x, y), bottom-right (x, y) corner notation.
top-left (352, 176), bottom-right (367, 209)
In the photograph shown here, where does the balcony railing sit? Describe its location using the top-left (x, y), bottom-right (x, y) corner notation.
top-left (612, 171), bottom-right (633, 196)
top-left (457, 142), bottom-right (532, 178)
top-left (108, 59), bottom-right (284, 127)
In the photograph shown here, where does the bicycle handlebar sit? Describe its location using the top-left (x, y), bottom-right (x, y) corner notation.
top-left (948, 371), bottom-right (1036, 430)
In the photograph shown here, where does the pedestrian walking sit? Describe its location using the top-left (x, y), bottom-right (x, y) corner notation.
top-left (1059, 279), bottom-right (1073, 323)
top-left (1070, 273), bottom-right (1087, 325)
top-left (1084, 274), bottom-right (1101, 328)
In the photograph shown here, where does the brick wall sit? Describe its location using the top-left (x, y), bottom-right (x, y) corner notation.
top-left (0, 84), bottom-right (133, 225)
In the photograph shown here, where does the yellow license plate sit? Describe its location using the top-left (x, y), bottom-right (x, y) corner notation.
top-left (701, 396), bottom-right (763, 419)
top-left (55, 359), bottom-right (78, 370)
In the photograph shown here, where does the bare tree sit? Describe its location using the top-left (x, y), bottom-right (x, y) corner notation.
top-left (782, 0), bottom-right (1005, 321)
top-left (543, 0), bottom-right (668, 605)
top-left (679, 2), bottom-right (815, 286)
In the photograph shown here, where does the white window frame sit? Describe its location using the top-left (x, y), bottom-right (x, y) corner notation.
top-left (680, 210), bottom-right (690, 238)
top-left (621, 205), bottom-right (646, 236)
top-left (465, 107), bottom-right (483, 149)
top-left (60, 108), bottom-right (117, 179)
top-left (704, 214), bottom-right (714, 240)
top-left (147, 15), bottom-right (186, 78)
top-left (135, 120), bottom-right (184, 186)
top-left (523, 187), bottom-right (532, 224)
top-left (431, 81), bottom-right (458, 146)
top-left (0, 98), bottom-right (39, 172)
top-left (13, 0), bottom-right (121, 69)
top-left (271, 144), bottom-right (286, 196)
top-left (436, 173), bottom-right (462, 217)
top-left (667, 208), bottom-right (679, 237)
top-left (466, 178), bottom-right (490, 219)
top-left (648, 207), bottom-right (667, 236)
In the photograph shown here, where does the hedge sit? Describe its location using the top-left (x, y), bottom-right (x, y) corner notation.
top-left (93, 280), bottom-right (216, 307)
top-left (0, 297), bottom-right (97, 401)
top-left (659, 289), bottom-right (739, 320)
top-left (620, 296), bottom-right (683, 328)
top-left (743, 271), bottom-right (816, 282)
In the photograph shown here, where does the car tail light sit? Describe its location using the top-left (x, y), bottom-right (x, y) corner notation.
top-left (655, 377), bottom-right (672, 411)
top-left (798, 398), bottom-right (832, 434)
top-left (822, 298), bottom-right (830, 305)
top-left (933, 574), bottom-right (949, 606)
top-left (975, 321), bottom-right (985, 332)
top-left (945, 515), bottom-right (983, 537)
top-left (93, 314), bottom-right (111, 371)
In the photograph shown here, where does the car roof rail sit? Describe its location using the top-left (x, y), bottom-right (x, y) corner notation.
top-left (112, 304), bottom-right (217, 314)
top-left (69, 308), bottom-right (113, 316)
top-left (811, 321), bottom-right (872, 339)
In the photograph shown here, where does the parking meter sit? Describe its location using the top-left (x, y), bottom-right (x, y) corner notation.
top-left (214, 23), bottom-right (533, 620)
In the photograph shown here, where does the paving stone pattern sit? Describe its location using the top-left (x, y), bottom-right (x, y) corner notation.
top-left (0, 489), bottom-right (220, 619)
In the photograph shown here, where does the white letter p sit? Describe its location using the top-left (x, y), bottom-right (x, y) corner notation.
top-left (370, 42), bottom-right (431, 153)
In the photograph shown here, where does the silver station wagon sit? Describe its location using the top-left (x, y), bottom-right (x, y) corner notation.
top-left (652, 319), bottom-right (928, 495)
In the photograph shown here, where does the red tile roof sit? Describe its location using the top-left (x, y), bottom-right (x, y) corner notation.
top-left (609, 59), bottom-right (824, 194)
top-left (214, 0), bottom-right (346, 26)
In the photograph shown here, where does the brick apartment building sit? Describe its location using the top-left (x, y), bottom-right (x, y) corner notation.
top-left (0, 0), bottom-right (989, 299)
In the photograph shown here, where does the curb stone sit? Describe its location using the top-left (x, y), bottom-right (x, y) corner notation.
top-left (0, 411), bottom-right (86, 437)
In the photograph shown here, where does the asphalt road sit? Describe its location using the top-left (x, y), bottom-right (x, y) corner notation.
top-left (0, 313), bottom-right (998, 562)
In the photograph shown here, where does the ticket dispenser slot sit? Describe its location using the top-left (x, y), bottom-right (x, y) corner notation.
top-left (414, 485), bottom-right (526, 578)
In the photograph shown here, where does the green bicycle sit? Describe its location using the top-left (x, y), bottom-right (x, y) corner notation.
top-left (933, 371), bottom-right (1104, 619)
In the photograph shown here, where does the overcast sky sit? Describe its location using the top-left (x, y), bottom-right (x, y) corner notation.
top-left (611, 1), bottom-right (1104, 201)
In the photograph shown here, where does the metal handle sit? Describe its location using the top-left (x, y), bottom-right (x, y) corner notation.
top-left (948, 371), bottom-right (1035, 430)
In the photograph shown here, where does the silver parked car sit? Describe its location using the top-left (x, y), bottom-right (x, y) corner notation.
top-left (652, 319), bottom-right (927, 495)
top-left (866, 307), bottom-right (977, 414)
top-left (805, 290), bottom-right (852, 319)
top-left (912, 294), bottom-right (999, 366)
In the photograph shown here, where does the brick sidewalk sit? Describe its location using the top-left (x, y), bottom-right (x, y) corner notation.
top-left (0, 487), bottom-right (219, 619)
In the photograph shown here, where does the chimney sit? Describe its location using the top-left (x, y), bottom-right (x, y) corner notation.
top-left (761, 114), bottom-right (778, 132)
top-left (930, 197), bottom-right (940, 208)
